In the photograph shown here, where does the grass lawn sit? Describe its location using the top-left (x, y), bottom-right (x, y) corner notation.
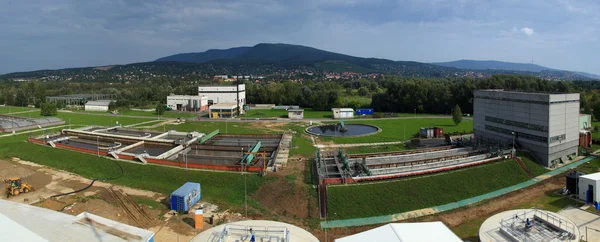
top-left (318, 118), bottom-right (473, 144)
top-left (242, 108), bottom-right (332, 119)
top-left (327, 159), bottom-right (529, 219)
top-left (344, 144), bottom-right (407, 154)
top-left (13, 112), bottom-right (157, 126)
top-left (517, 151), bottom-right (550, 177)
top-left (0, 129), bottom-right (264, 210)
top-left (0, 105), bottom-right (36, 114)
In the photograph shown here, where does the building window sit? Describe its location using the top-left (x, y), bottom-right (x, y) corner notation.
top-left (549, 134), bottom-right (566, 143)
top-left (485, 116), bottom-right (548, 132)
top-left (485, 125), bottom-right (548, 143)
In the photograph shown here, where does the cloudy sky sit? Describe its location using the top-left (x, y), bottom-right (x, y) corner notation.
top-left (0, 0), bottom-right (598, 74)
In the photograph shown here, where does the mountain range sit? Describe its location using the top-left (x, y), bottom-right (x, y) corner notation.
top-left (2, 43), bottom-right (597, 81)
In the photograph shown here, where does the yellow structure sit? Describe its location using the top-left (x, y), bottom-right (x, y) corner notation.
top-left (195, 209), bottom-right (204, 229)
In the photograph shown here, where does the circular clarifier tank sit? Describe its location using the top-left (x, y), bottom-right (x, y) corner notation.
top-left (305, 123), bottom-right (380, 137)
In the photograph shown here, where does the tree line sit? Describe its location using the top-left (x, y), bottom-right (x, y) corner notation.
top-left (1, 75), bottom-right (600, 120)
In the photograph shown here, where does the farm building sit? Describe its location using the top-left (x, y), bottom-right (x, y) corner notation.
top-left (288, 109), bottom-right (304, 119)
top-left (0, 199), bottom-right (155, 242)
top-left (332, 108), bottom-right (354, 119)
top-left (336, 222), bottom-right (462, 242)
top-left (474, 90), bottom-right (580, 167)
top-left (198, 84), bottom-right (246, 113)
top-left (580, 114), bottom-right (592, 130)
top-left (84, 100), bottom-right (113, 112)
top-left (578, 172), bottom-right (600, 203)
top-left (166, 94), bottom-right (208, 112)
top-left (210, 103), bottom-right (238, 118)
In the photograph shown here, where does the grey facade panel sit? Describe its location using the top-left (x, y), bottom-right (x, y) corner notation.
top-left (474, 90), bottom-right (579, 167)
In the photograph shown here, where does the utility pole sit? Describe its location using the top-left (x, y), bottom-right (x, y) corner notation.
top-left (96, 136), bottom-right (100, 157)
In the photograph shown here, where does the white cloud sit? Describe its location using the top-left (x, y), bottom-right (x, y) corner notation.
top-left (520, 27), bottom-right (534, 36)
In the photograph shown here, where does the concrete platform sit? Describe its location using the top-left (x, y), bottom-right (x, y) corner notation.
top-left (190, 220), bottom-right (319, 242)
top-left (558, 206), bottom-right (600, 242)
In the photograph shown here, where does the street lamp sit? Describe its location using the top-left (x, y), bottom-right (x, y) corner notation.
top-left (96, 136), bottom-right (100, 157)
top-left (511, 132), bottom-right (516, 157)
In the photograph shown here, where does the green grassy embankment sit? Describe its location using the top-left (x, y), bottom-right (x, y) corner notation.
top-left (327, 159), bottom-right (529, 219)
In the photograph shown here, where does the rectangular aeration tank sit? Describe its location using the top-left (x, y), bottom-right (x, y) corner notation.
top-left (170, 182), bottom-right (201, 212)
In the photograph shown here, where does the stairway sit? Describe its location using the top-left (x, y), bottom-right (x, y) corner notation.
top-left (514, 157), bottom-right (534, 178)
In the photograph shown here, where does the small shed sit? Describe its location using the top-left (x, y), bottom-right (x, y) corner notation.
top-left (84, 100), bottom-right (112, 112)
top-left (170, 182), bottom-right (201, 212)
top-left (580, 114), bottom-right (592, 130)
top-left (578, 173), bottom-right (600, 203)
top-left (332, 108), bottom-right (354, 119)
top-left (356, 108), bottom-right (374, 115)
top-left (209, 103), bottom-right (238, 118)
top-left (288, 109), bottom-right (304, 120)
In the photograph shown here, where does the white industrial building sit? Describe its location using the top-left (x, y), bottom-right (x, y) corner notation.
top-left (473, 90), bottom-right (580, 167)
top-left (336, 222), bottom-right (462, 242)
top-left (288, 109), bottom-right (304, 120)
top-left (166, 95), bottom-right (208, 112)
top-left (0, 199), bottom-right (155, 242)
top-left (332, 108), bottom-right (354, 119)
top-left (578, 173), bottom-right (600, 203)
top-left (84, 100), bottom-right (112, 112)
top-left (198, 84), bottom-right (246, 113)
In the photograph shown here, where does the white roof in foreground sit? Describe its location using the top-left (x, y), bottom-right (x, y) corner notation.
top-left (85, 100), bottom-right (113, 106)
top-left (0, 199), bottom-right (154, 242)
top-left (581, 172), bottom-right (600, 181)
top-left (335, 222), bottom-right (462, 242)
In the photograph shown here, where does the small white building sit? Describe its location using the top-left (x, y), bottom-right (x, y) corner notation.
top-left (198, 84), bottom-right (246, 113)
top-left (332, 108), bottom-right (354, 119)
top-left (336, 222), bottom-right (462, 242)
top-left (578, 173), bottom-right (600, 203)
top-left (166, 95), bottom-right (208, 111)
top-left (84, 100), bottom-right (112, 112)
top-left (209, 103), bottom-right (238, 118)
top-left (288, 109), bottom-right (304, 120)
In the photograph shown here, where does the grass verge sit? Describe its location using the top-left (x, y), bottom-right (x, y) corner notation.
top-left (327, 159), bottom-right (529, 219)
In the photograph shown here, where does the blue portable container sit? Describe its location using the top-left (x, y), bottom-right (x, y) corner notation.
top-left (170, 182), bottom-right (201, 212)
top-left (356, 108), bottom-right (374, 115)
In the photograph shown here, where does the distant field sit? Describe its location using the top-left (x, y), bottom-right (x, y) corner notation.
top-left (10, 111), bottom-right (155, 126)
top-left (0, 105), bottom-right (36, 114)
top-left (327, 159), bottom-right (530, 219)
top-left (69, 109), bottom-right (198, 119)
top-left (319, 118), bottom-right (473, 144)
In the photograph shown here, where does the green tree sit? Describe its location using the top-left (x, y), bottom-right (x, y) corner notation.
top-left (155, 103), bottom-right (166, 116)
top-left (358, 87), bottom-right (369, 96)
top-left (593, 102), bottom-right (600, 121)
top-left (108, 101), bottom-right (117, 111)
top-left (40, 103), bottom-right (57, 116)
top-left (14, 89), bottom-right (28, 107)
top-left (452, 104), bottom-right (462, 126)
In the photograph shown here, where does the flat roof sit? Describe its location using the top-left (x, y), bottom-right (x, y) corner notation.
top-left (581, 172), bottom-right (600, 181)
top-left (85, 100), bottom-right (112, 106)
top-left (209, 103), bottom-right (238, 109)
top-left (288, 109), bottom-right (304, 112)
top-left (476, 89), bottom-right (578, 95)
top-left (0, 199), bottom-right (154, 242)
top-left (332, 108), bottom-right (354, 112)
top-left (336, 222), bottom-right (462, 242)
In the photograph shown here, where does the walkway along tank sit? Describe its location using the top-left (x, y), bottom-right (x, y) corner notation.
top-left (170, 182), bottom-right (201, 212)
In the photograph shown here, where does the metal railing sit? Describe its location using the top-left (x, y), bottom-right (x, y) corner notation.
top-left (498, 209), bottom-right (576, 242)
top-left (215, 224), bottom-right (290, 242)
